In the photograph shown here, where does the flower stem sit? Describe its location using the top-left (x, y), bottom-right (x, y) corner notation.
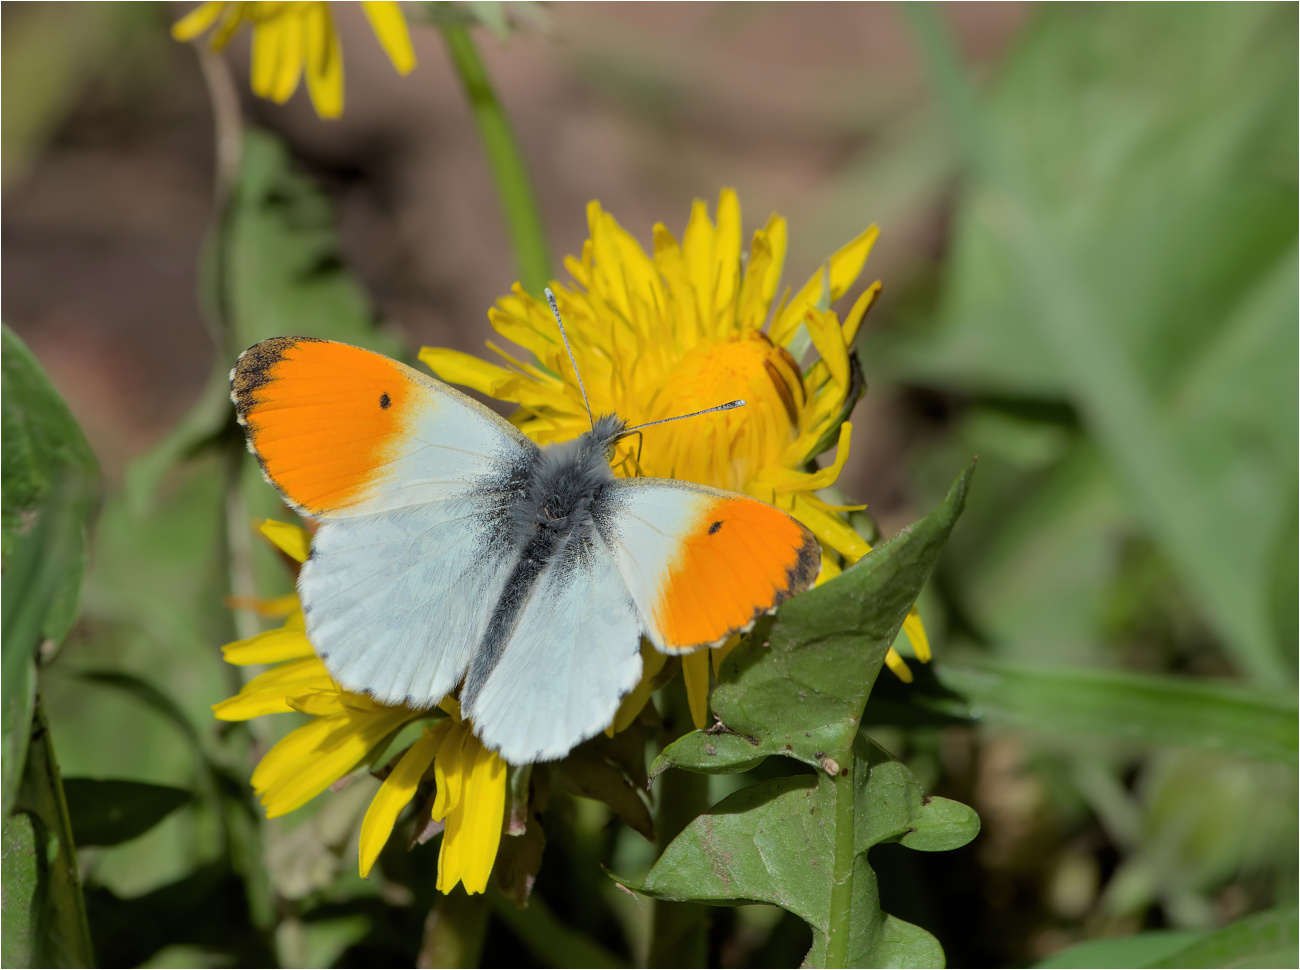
top-left (420, 889), bottom-right (489, 967)
top-left (437, 18), bottom-right (553, 295)
top-left (824, 757), bottom-right (857, 967)
top-left (649, 681), bottom-right (710, 967)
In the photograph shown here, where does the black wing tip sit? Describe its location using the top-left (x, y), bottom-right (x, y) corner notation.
top-left (230, 336), bottom-right (325, 416)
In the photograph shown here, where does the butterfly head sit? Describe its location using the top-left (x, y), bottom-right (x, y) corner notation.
top-left (517, 413), bottom-right (626, 538)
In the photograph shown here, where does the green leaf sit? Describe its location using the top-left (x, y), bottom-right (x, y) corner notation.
top-left (62, 779), bottom-right (191, 848)
top-left (1033, 930), bottom-right (1206, 969)
top-left (1148, 907), bottom-right (1298, 969)
top-left (654, 461), bottom-right (974, 777)
top-left (637, 734), bottom-right (975, 968)
top-left (922, 661), bottom-right (1298, 764)
top-left (3, 701), bottom-right (94, 968)
top-left (1, 325), bottom-right (99, 816)
top-left (1, 812), bottom-right (40, 968)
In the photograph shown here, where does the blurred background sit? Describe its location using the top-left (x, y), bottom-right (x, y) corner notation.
top-left (3, 2), bottom-right (1296, 967)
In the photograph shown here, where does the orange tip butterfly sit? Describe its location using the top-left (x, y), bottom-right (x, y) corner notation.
top-left (231, 292), bottom-right (820, 764)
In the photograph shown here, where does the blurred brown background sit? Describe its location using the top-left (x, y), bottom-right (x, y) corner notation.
top-left (3, 1), bottom-right (1026, 521)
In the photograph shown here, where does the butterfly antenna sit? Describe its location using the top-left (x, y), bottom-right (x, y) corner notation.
top-left (619, 399), bottom-right (747, 437)
top-left (545, 287), bottom-right (594, 431)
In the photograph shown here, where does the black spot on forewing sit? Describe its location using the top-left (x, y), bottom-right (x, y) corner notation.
top-left (708, 520), bottom-right (723, 535)
top-left (379, 392), bottom-right (391, 409)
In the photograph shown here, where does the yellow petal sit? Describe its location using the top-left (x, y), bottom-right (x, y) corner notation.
top-left (438, 695), bottom-right (463, 721)
top-left (772, 225), bottom-right (879, 347)
top-left (225, 593), bottom-right (301, 618)
top-left (419, 346), bottom-right (519, 396)
top-left (766, 422), bottom-right (853, 493)
top-left (171, 1), bottom-right (227, 41)
top-left (270, 8), bottom-right (305, 103)
top-left (438, 733), bottom-right (507, 894)
top-left (213, 657), bottom-right (335, 720)
top-left (841, 280), bottom-right (881, 347)
top-left (791, 495), bottom-right (871, 563)
top-left (884, 648), bottom-right (914, 683)
top-left (709, 189), bottom-right (742, 336)
top-left (250, 10), bottom-right (284, 97)
top-left (682, 198), bottom-right (716, 331)
top-left (607, 640), bottom-right (667, 736)
top-left (902, 607), bottom-right (931, 663)
top-left (303, 2), bottom-right (343, 118)
top-left (207, 2), bottom-right (248, 50)
top-left (288, 690), bottom-right (355, 717)
top-left (682, 647), bottom-right (710, 730)
top-left (361, 1), bottom-right (416, 74)
top-left (814, 551), bottom-right (842, 587)
top-left (803, 310), bottom-right (850, 393)
top-left (432, 720), bottom-right (470, 821)
top-left (253, 707), bottom-right (412, 817)
top-left (710, 634), bottom-right (741, 678)
top-left (358, 723), bottom-right (448, 877)
top-left (221, 622), bottom-right (314, 665)
top-left (758, 212), bottom-right (788, 317)
top-left (652, 224), bottom-right (702, 344)
top-left (259, 519), bottom-right (310, 563)
top-left (736, 228), bottom-right (774, 333)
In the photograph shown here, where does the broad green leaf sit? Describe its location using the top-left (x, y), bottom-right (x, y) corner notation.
top-left (1, 325), bottom-right (98, 591)
top-left (1, 813), bottom-right (39, 968)
top-left (1148, 907), bottom-right (1298, 969)
top-left (1, 326), bottom-right (98, 816)
top-left (1033, 930), bottom-right (1205, 969)
top-left (62, 779), bottom-right (191, 848)
top-left (4, 702), bottom-right (93, 968)
top-left (655, 461), bottom-right (973, 776)
top-left (637, 735), bottom-right (975, 968)
top-left (920, 661), bottom-right (1298, 764)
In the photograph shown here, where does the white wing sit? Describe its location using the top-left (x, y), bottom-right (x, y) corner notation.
top-left (300, 493), bottom-right (521, 708)
top-left (462, 527), bottom-right (645, 763)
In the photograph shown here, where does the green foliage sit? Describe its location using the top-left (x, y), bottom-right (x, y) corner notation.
top-left (917, 661), bottom-right (1298, 764)
top-left (1, 327), bottom-right (99, 814)
top-left (62, 780), bottom-right (191, 848)
top-left (895, 3), bottom-right (1297, 684)
top-left (1, 326), bottom-right (99, 967)
top-left (9, 4), bottom-right (1293, 966)
top-left (637, 465), bottom-right (978, 967)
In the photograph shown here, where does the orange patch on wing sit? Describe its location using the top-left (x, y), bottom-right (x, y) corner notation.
top-left (233, 338), bottom-right (412, 515)
top-left (655, 496), bottom-right (819, 649)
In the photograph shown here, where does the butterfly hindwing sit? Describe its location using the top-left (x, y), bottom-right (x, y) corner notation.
top-left (595, 478), bottom-right (820, 652)
top-left (300, 499), bottom-right (523, 708)
top-left (232, 336), bottom-right (534, 518)
top-left (461, 527), bottom-right (644, 764)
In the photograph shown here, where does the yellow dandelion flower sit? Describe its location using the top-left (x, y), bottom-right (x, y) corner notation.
top-left (172, 1), bottom-right (416, 119)
top-left (215, 520), bottom-right (506, 894)
top-left (421, 189), bottom-right (932, 723)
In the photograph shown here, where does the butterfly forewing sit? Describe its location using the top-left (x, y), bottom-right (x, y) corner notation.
top-left (595, 478), bottom-right (820, 652)
top-left (232, 336), bottom-right (534, 518)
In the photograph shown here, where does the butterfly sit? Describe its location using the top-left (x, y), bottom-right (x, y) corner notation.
top-left (231, 298), bottom-right (821, 764)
